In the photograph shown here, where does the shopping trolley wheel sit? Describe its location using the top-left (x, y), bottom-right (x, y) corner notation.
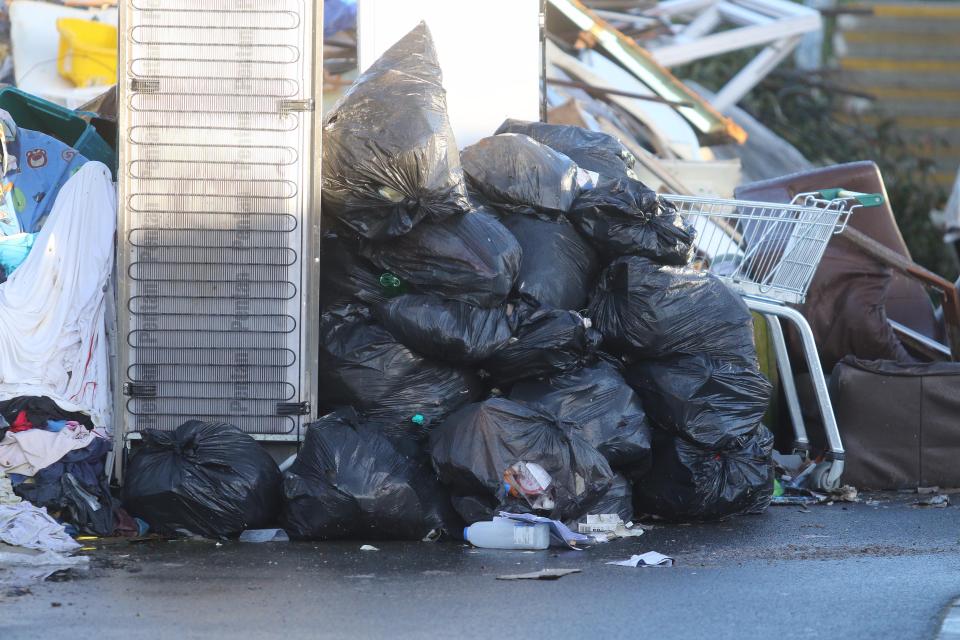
top-left (809, 461), bottom-right (841, 493)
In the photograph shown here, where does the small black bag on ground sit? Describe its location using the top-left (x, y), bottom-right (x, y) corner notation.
top-left (627, 355), bottom-right (771, 451)
top-left (568, 178), bottom-right (696, 265)
top-left (588, 256), bottom-right (758, 363)
top-left (494, 119), bottom-right (638, 180)
top-left (500, 214), bottom-right (600, 311)
top-left (281, 409), bottom-right (458, 541)
top-left (375, 295), bottom-right (516, 364)
top-left (632, 426), bottom-right (775, 521)
top-left (361, 209), bottom-right (521, 308)
top-left (461, 134), bottom-right (579, 220)
top-left (123, 421), bottom-right (283, 538)
top-left (318, 307), bottom-right (482, 440)
top-left (509, 359), bottom-right (651, 473)
top-left (430, 398), bottom-right (614, 522)
top-left (483, 307), bottom-right (601, 386)
top-left (322, 23), bottom-right (470, 240)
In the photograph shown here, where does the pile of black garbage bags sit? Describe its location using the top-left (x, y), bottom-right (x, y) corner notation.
top-left (121, 23), bottom-right (774, 541)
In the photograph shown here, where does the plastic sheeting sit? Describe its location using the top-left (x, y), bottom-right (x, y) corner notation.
top-left (0, 162), bottom-right (115, 427)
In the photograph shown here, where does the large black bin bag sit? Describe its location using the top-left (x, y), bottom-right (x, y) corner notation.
top-left (361, 209), bottom-right (521, 308)
top-left (318, 307), bottom-right (481, 440)
top-left (430, 398), bottom-right (614, 522)
top-left (568, 178), bottom-right (696, 265)
top-left (495, 119), bottom-right (638, 180)
top-left (500, 214), bottom-right (600, 311)
top-left (509, 359), bottom-right (652, 472)
top-left (461, 134), bottom-right (579, 220)
top-left (588, 256), bottom-right (757, 363)
top-left (123, 421), bottom-right (283, 538)
top-left (633, 426), bottom-right (775, 521)
top-left (322, 22), bottom-right (469, 240)
top-left (281, 409), bottom-right (457, 540)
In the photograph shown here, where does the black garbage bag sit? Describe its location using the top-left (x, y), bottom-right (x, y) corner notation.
top-left (500, 214), bottom-right (600, 311)
top-left (483, 307), bottom-right (601, 386)
top-left (430, 398), bottom-right (614, 522)
top-left (322, 22), bottom-right (469, 240)
top-left (568, 178), bottom-right (696, 265)
top-left (495, 119), bottom-right (638, 180)
top-left (123, 421), bottom-right (283, 538)
top-left (461, 134), bottom-right (579, 220)
top-left (509, 359), bottom-right (651, 472)
top-left (375, 294), bottom-right (516, 364)
top-left (632, 426), bottom-right (775, 521)
top-left (318, 307), bottom-right (482, 440)
top-left (361, 208), bottom-right (521, 308)
top-left (588, 256), bottom-right (758, 363)
top-left (627, 355), bottom-right (771, 451)
top-left (61, 473), bottom-right (117, 538)
top-left (320, 232), bottom-right (392, 310)
top-left (281, 409), bottom-right (459, 541)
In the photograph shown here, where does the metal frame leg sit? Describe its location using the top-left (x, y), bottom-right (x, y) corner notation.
top-left (764, 314), bottom-right (810, 455)
top-left (747, 298), bottom-right (845, 488)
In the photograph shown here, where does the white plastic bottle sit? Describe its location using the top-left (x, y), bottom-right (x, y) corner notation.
top-left (464, 517), bottom-right (550, 550)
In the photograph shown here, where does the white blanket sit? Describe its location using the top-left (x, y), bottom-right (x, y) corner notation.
top-left (0, 162), bottom-right (116, 428)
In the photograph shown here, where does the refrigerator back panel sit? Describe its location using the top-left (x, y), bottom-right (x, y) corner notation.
top-left (118, 0), bottom-right (321, 440)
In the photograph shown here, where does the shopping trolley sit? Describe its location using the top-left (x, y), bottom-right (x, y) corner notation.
top-left (664, 188), bottom-right (885, 491)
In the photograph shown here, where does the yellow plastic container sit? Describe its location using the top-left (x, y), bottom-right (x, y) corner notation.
top-left (56, 18), bottom-right (118, 88)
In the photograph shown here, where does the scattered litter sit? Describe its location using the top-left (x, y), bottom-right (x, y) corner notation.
top-left (607, 551), bottom-right (675, 568)
top-left (360, 545), bottom-right (380, 552)
top-left (578, 514), bottom-right (647, 543)
top-left (913, 495), bottom-right (950, 509)
top-left (465, 517), bottom-right (549, 550)
top-left (239, 529), bottom-right (290, 544)
top-left (496, 568), bottom-right (582, 581)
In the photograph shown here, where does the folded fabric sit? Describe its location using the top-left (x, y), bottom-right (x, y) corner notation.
top-left (0, 428), bottom-right (98, 477)
top-left (0, 163), bottom-right (116, 427)
top-left (0, 501), bottom-right (80, 553)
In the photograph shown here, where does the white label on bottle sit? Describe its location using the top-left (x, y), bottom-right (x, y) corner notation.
top-left (513, 525), bottom-right (535, 546)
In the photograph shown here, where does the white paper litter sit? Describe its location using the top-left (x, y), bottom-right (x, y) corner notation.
top-left (360, 545), bottom-right (380, 552)
top-left (239, 529), bottom-right (290, 543)
top-left (607, 551), bottom-right (674, 568)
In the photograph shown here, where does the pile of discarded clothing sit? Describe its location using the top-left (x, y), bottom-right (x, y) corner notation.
top-left (0, 396), bottom-right (138, 538)
top-left (292, 23), bottom-right (775, 541)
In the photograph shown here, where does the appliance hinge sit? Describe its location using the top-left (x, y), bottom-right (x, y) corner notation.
top-left (123, 382), bottom-right (157, 398)
top-left (279, 99), bottom-right (315, 113)
top-left (277, 401), bottom-right (311, 416)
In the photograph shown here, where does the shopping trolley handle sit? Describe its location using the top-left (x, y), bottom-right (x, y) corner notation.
top-left (817, 188), bottom-right (884, 208)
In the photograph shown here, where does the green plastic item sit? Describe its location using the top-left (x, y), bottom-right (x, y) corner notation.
top-left (411, 414), bottom-right (425, 426)
top-left (379, 272), bottom-right (405, 297)
top-left (0, 87), bottom-right (116, 177)
top-left (818, 188), bottom-right (884, 208)
top-left (773, 478), bottom-right (784, 498)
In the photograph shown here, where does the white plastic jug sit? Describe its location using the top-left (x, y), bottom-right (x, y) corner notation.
top-left (464, 517), bottom-right (550, 550)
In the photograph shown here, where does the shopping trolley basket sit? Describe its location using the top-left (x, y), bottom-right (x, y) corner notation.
top-left (664, 189), bottom-right (884, 491)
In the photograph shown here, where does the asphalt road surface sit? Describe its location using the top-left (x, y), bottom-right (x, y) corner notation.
top-left (2, 493), bottom-right (958, 640)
